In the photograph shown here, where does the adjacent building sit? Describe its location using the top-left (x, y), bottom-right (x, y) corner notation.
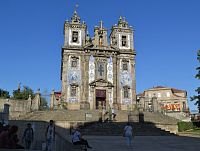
top-left (137, 86), bottom-right (189, 119)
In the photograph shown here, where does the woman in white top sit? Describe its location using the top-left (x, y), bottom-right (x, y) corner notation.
top-left (123, 122), bottom-right (133, 146)
top-left (72, 128), bottom-right (92, 149)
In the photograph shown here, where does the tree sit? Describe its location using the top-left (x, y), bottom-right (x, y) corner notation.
top-left (191, 50), bottom-right (200, 113)
top-left (40, 97), bottom-right (49, 110)
top-left (13, 86), bottom-right (35, 100)
top-left (0, 88), bottom-right (10, 99)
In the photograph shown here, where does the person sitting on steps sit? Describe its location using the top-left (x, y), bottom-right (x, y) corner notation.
top-left (72, 127), bottom-right (92, 149)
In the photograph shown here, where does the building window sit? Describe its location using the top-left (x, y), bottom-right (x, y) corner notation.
top-left (148, 93), bottom-right (151, 98)
top-left (122, 62), bottom-right (128, 71)
top-left (70, 87), bottom-right (77, 97)
top-left (157, 93), bottom-right (161, 98)
top-left (72, 31), bottom-right (79, 43)
top-left (124, 88), bottom-right (129, 98)
top-left (122, 35), bottom-right (127, 47)
top-left (166, 92), bottom-right (170, 97)
top-left (71, 60), bottom-right (77, 67)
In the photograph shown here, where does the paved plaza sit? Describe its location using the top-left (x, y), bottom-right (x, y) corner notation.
top-left (85, 136), bottom-right (200, 151)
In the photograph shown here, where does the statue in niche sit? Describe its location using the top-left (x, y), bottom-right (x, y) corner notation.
top-left (98, 63), bottom-right (104, 77)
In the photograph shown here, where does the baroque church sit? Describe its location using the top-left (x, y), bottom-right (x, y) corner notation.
top-left (60, 9), bottom-right (136, 110)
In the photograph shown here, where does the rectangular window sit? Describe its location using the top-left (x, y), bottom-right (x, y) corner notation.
top-left (72, 31), bottom-right (78, 43)
top-left (122, 36), bottom-right (127, 47)
top-left (157, 93), bottom-right (161, 98)
top-left (124, 89), bottom-right (129, 98)
top-left (166, 92), bottom-right (170, 97)
top-left (71, 60), bottom-right (77, 67)
top-left (122, 63), bottom-right (128, 70)
top-left (70, 87), bottom-right (76, 97)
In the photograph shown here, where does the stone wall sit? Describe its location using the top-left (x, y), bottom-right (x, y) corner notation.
top-left (9, 120), bottom-right (84, 150)
top-left (0, 99), bottom-right (31, 113)
top-left (0, 92), bottom-right (40, 119)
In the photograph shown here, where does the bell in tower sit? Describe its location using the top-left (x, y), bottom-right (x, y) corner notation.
top-left (93, 20), bottom-right (108, 47)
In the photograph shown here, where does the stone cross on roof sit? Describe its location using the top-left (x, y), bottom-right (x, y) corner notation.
top-left (100, 20), bottom-right (103, 29)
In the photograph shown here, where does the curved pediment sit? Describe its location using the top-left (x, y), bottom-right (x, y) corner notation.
top-left (89, 78), bottom-right (113, 87)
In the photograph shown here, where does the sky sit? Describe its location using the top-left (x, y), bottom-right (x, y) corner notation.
top-left (0, 0), bottom-right (199, 112)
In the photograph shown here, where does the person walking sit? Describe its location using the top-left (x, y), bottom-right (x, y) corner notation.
top-left (45, 120), bottom-right (55, 151)
top-left (123, 122), bottom-right (133, 146)
top-left (111, 108), bottom-right (116, 121)
top-left (22, 123), bottom-right (34, 149)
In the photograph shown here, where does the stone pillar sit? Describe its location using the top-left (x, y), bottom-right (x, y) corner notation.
top-left (152, 96), bottom-right (158, 112)
top-left (112, 55), bottom-right (118, 109)
top-left (116, 57), bottom-right (121, 109)
top-left (84, 55), bottom-right (90, 102)
top-left (130, 58), bottom-right (136, 110)
top-left (31, 90), bottom-right (41, 111)
top-left (61, 54), bottom-right (69, 102)
top-left (50, 90), bottom-right (55, 110)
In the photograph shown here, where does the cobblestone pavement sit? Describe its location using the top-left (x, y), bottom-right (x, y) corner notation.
top-left (84, 136), bottom-right (200, 151)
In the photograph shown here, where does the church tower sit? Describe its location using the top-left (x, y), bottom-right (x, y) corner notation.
top-left (110, 17), bottom-right (136, 110)
top-left (60, 9), bottom-right (136, 110)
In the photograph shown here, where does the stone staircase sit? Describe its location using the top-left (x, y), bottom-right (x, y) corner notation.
top-left (79, 122), bottom-right (176, 136)
top-left (12, 110), bottom-right (179, 134)
top-left (12, 110), bottom-right (178, 124)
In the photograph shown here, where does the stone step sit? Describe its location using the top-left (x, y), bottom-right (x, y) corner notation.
top-left (79, 122), bottom-right (176, 136)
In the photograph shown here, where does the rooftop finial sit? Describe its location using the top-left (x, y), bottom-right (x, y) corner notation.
top-left (71, 4), bottom-right (80, 23)
top-left (100, 20), bottom-right (103, 29)
top-left (123, 17), bottom-right (126, 22)
top-left (75, 4), bottom-right (79, 12)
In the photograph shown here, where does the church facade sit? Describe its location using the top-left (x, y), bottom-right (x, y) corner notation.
top-left (60, 10), bottom-right (136, 110)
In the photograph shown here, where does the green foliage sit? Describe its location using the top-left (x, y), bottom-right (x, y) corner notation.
top-left (0, 89), bottom-right (10, 99)
top-left (39, 97), bottom-right (49, 110)
top-left (191, 50), bottom-right (200, 113)
top-left (12, 86), bottom-right (34, 100)
top-left (178, 122), bottom-right (196, 132)
top-left (61, 102), bottom-right (68, 109)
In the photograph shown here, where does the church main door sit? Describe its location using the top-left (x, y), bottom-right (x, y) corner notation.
top-left (96, 89), bottom-right (106, 109)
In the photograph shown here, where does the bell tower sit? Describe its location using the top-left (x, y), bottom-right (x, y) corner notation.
top-left (63, 7), bottom-right (87, 47)
top-left (110, 16), bottom-right (134, 51)
top-left (93, 21), bottom-right (108, 47)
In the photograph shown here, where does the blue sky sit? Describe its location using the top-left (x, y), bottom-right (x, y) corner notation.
top-left (0, 0), bottom-right (199, 112)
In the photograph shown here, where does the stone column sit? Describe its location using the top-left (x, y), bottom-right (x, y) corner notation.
top-left (50, 90), bottom-right (55, 110)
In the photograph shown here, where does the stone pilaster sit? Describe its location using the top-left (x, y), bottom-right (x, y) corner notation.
top-left (61, 53), bottom-right (69, 102)
top-left (130, 57), bottom-right (136, 109)
top-left (116, 57), bottom-right (121, 109)
top-left (84, 54), bottom-right (90, 102)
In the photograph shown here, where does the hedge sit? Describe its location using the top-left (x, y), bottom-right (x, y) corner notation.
top-left (178, 122), bottom-right (196, 132)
